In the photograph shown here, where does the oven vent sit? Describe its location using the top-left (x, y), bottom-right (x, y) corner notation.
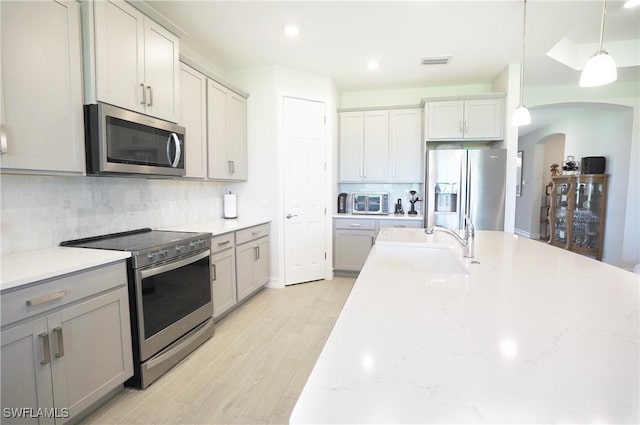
top-left (421, 56), bottom-right (451, 65)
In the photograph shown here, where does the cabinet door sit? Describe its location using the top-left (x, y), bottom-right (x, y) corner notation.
top-left (463, 99), bottom-right (503, 139)
top-left (180, 64), bottom-right (207, 178)
top-left (363, 111), bottom-right (389, 182)
top-left (253, 237), bottom-right (271, 288)
top-left (389, 109), bottom-right (422, 183)
top-left (207, 80), bottom-right (229, 179)
top-left (426, 101), bottom-right (464, 140)
top-left (0, 0), bottom-right (84, 174)
top-left (333, 229), bottom-right (376, 272)
top-left (227, 93), bottom-right (248, 180)
top-left (49, 288), bottom-right (133, 422)
top-left (212, 248), bottom-right (237, 320)
top-left (236, 242), bottom-right (256, 302)
top-left (1, 319), bottom-right (55, 425)
top-left (338, 112), bottom-right (364, 182)
top-left (143, 19), bottom-right (179, 122)
top-left (94, 0), bottom-right (145, 114)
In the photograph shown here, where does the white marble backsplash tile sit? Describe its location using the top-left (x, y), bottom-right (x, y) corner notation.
top-left (338, 183), bottom-right (423, 214)
top-left (1, 175), bottom-right (228, 255)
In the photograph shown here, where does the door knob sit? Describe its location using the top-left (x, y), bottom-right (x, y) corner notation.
top-left (286, 213), bottom-right (298, 219)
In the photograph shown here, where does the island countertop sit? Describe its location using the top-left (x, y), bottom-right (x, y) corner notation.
top-left (290, 230), bottom-right (639, 424)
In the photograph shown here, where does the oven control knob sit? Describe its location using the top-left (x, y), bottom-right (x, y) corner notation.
top-left (189, 240), bottom-right (198, 249)
top-left (147, 252), bottom-right (160, 262)
top-left (176, 245), bottom-right (186, 254)
top-left (199, 239), bottom-right (208, 248)
top-left (160, 249), bottom-right (169, 258)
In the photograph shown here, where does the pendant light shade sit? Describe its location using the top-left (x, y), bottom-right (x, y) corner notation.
top-left (512, 105), bottom-right (532, 126)
top-left (580, 0), bottom-right (617, 87)
top-left (580, 50), bottom-right (618, 87)
top-left (512, 0), bottom-right (530, 127)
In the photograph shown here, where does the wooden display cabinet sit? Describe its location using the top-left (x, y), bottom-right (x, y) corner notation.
top-left (548, 174), bottom-right (608, 260)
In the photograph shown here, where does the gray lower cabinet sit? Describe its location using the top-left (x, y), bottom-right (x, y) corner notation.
top-left (236, 224), bottom-right (271, 302)
top-left (211, 233), bottom-right (237, 320)
top-left (0, 262), bottom-right (132, 424)
top-left (333, 217), bottom-right (422, 273)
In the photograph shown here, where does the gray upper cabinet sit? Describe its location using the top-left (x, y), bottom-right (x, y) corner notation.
top-left (425, 97), bottom-right (504, 141)
top-left (339, 108), bottom-right (422, 183)
top-left (0, 0), bottom-right (85, 175)
top-left (87, 0), bottom-right (180, 122)
top-left (179, 63), bottom-right (208, 179)
top-left (389, 109), bottom-right (423, 183)
top-left (207, 79), bottom-right (248, 181)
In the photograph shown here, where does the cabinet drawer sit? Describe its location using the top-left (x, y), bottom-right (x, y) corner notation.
top-left (235, 223), bottom-right (270, 245)
top-left (377, 219), bottom-right (423, 229)
top-left (1, 262), bottom-right (127, 327)
top-left (211, 232), bottom-right (235, 253)
top-left (334, 218), bottom-right (376, 230)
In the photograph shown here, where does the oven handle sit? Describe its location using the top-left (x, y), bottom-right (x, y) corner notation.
top-left (140, 249), bottom-right (210, 280)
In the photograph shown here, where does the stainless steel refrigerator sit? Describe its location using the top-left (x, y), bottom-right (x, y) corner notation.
top-left (424, 148), bottom-right (506, 231)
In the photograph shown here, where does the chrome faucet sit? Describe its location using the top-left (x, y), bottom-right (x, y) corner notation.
top-left (425, 215), bottom-right (475, 258)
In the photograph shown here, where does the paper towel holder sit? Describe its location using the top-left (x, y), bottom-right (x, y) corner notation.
top-left (223, 191), bottom-right (237, 219)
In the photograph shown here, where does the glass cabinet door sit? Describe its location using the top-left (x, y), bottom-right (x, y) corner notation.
top-left (571, 179), bottom-right (603, 249)
top-left (552, 181), bottom-right (570, 244)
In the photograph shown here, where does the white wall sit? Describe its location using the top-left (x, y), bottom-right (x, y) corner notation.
top-left (339, 83), bottom-right (494, 108)
top-left (515, 103), bottom-right (636, 268)
top-left (515, 133), bottom-right (564, 238)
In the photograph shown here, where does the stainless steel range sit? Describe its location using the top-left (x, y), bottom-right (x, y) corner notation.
top-left (61, 228), bottom-right (213, 388)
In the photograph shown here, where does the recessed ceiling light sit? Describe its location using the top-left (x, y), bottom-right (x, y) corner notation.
top-left (284, 25), bottom-right (299, 37)
top-left (367, 60), bottom-right (379, 70)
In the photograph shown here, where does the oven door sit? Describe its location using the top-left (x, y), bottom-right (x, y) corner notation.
top-left (366, 195), bottom-right (382, 213)
top-left (135, 249), bottom-right (212, 361)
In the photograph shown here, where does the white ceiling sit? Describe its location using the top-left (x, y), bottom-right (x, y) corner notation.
top-left (147, 0), bottom-right (640, 92)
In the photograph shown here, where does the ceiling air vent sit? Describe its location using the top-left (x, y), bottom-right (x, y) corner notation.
top-left (421, 56), bottom-right (451, 65)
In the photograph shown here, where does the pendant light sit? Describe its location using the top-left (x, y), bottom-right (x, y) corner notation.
top-left (580, 0), bottom-right (617, 87)
top-left (512, 0), bottom-right (531, 126)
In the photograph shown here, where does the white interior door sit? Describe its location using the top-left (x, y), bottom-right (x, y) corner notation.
top-left (283, 97), bottom-right (326, 285)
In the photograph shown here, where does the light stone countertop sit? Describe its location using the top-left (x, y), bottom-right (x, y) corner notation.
top-left (0, 218), bottom-right (270, 292)
top-left (164, 217), bottom-right (271, 235)
top-left (0, 247), bottom-right (131, 292)
top-left (290, 229), bottom-right (640, 424)
top-left (334, 212), bottom-right (423, 221)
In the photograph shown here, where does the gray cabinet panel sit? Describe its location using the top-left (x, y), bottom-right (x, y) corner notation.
top-left (212, 248), bottom-right (237, 320)
top-left (333, 229), bottom-right (376, 272)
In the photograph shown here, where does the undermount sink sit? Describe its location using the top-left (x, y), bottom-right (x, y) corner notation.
top-left (373, 245), bottom-right (469, 275)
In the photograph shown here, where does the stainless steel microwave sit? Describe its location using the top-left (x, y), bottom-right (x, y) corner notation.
top-left (352, 192), bottom-right (389, 215)
top-left (84, 103), bottom-right (186, 177)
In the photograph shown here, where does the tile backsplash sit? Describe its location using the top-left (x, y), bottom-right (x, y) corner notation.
top-left (338, 183), bottom-right (423, 214)
top-left (1, 175), bottom-right (227, 255)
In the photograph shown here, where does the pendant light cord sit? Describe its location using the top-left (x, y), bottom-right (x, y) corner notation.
top-left (599, 0), bottom-right (608, 51)
top-left (519, 0), bottom-right (528, 105)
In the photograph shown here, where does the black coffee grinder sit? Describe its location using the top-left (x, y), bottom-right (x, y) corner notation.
top-left (394, 198), bottom-right (404, 215)
top-left (408, 190), bottom-right (420, 215)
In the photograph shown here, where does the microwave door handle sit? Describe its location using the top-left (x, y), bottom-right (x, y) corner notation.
top-left (166, 133), bottom-right (182, 168)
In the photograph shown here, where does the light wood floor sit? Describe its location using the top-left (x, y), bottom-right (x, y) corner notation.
top-left (83, 277), bottom-right (355, 425)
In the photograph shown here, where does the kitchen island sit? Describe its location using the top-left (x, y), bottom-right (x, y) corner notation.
top-left (290, 229), bottom-right (639, 424)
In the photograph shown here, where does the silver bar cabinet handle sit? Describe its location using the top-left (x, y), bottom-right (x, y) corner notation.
top-left (231, 160), bottom-right (235, 174)
top-left (53, 327), bottom-right (64, 358)
top-left (147, 85), bottom-right (153, 106)
top-left (0, 124), bottom-right (7, 154)
top-left (212, 264), bottom-right (217, 281)
top-left (39, 333), bottom-right (51, 365)
top-left (228, 160), bottom-right (232, 175)
top-left (140, 83), bottom-right (146, 105)
top-left (26, 291), bottom-right (66, 307)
